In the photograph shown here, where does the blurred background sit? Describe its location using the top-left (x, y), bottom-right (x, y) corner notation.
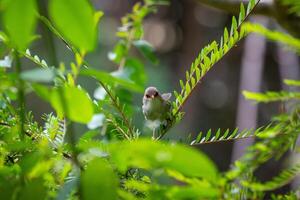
top-left (23, 0), bottom-right (299, 195)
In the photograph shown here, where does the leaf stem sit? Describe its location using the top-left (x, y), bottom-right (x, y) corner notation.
top-left (14, 50), bottom-right (25, 140)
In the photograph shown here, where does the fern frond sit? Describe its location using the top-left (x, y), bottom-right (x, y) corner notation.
top-left (242, 22), bottom-right (300, 53)
top-left (284, 79), bottom-right (300, 87)
top-left (242, 163), bottom-right (300, 191)
top-left (171, 0), bottom-right (260, 117)
top-left (190, 126), bottom-right (267, 145)
top-left (42, 113), bottom-right (66, 148)
top-left (243, 90), bottom-right (300, 103)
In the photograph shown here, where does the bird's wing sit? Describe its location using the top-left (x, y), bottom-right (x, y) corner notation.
top-left (161, 93), bottom-right (172, 101)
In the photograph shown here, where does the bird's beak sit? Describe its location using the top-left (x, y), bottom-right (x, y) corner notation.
top-left (151, 95), bottom-right (154, 99)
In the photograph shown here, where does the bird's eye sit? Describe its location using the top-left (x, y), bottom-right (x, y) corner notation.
top-left (154, 92), bottom-right (158, 97)
top-left (146, 94), bottom-right (150, 98)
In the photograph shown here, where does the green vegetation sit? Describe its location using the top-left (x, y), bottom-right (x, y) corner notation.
top-left (0, 0), bottom-right (300, 199)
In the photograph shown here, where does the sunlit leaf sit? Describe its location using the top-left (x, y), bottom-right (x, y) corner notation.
top-left (108, 139), bottom-right (218, 180)
top-left (50, 86), bottom-right (94, 123)
top-left (49, 0), bottom-right (99, 51)
top-left (81, 159), bottom-right (118, 200)
top-left (33, 84), bottom-right (94, 123)
top-left (2, 0), bottom-right (37, 50)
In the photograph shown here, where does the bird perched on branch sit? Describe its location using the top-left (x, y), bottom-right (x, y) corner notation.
top-left (142, 86), bottom-right (172, 139)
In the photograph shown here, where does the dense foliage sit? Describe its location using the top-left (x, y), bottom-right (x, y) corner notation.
top-left (0, 0), bottom-right (299, 199)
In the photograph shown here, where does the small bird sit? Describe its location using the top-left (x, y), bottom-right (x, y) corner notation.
top-left (142, 87), bottom-right (172, 139)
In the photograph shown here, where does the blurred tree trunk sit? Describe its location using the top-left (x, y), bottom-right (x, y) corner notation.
top-left (231, 16), bottom-right (268, 161)
top-left (276, 38), bottom-right (300, 189)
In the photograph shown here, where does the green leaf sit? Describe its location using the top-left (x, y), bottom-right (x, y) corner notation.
top-left (230, 16), bottom-right (237, 36)
top-left (223, 28), bottom-right (229, 45)
top-left (196, 132), bottom-right (203, 143)
top-left (80, 68), bottom-right (143, 93)
top-left (243, 22), bottom-right (300, 53)
top-left (195, 67), bottom-right (200, 81)
top-left (81, 159), bottom-right (118, 200)
top-left (33, 84), bottom-right (94, 123)
top-left (50, 86), bottom-right (94, 123)
top-left (108, 139), bottom-right (218, 180)
top-left (133, 40), bottom-right (158, 64)
top-left (31, 83), bottom-right (50, 101)
top-left (185, 82), bottom-right (191, 95)
top-left (205, 129), bottom-right (212, 141)
top-left (180, 80), bottom-right (184, 90)
top-left (243, 90), bottom-right (300, 103)
top-left (185, 71), bottom-right (189, 81)
top-left (284, 79), bottom-right (300, 87)
top-left (49, 0), bottom-right (98, 52)
top-left (191, 77), bottom-right (196, 87)
top-left (123, 58), bottom-right (147, 86)
top-left (220, 129), bottom-right (229, 139)
top-left (247, 0), bottom-right (255, 14)
top-left (2, 0), bottom-right (37, 50)
top-left (108, 41), bottom-right (126, 63)
top-left (239, 3), bottom-right (245, 25)
top-left (19, 179), bottom-right (47, 200)
top-left (20, 68), bottom-right (56, 83)
top-left (215, 128), bottom-right (221, 140)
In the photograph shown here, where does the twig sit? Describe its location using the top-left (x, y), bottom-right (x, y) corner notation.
top-left (100, 82), bottom-right (136, 139)
top-left (14, 51), bottom-right (25, 140)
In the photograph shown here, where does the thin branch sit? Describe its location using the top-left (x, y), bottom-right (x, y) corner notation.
top-left (14, 51), bottom-right (25, 140)
top-left (100, 81), bottom-right (136, 139)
